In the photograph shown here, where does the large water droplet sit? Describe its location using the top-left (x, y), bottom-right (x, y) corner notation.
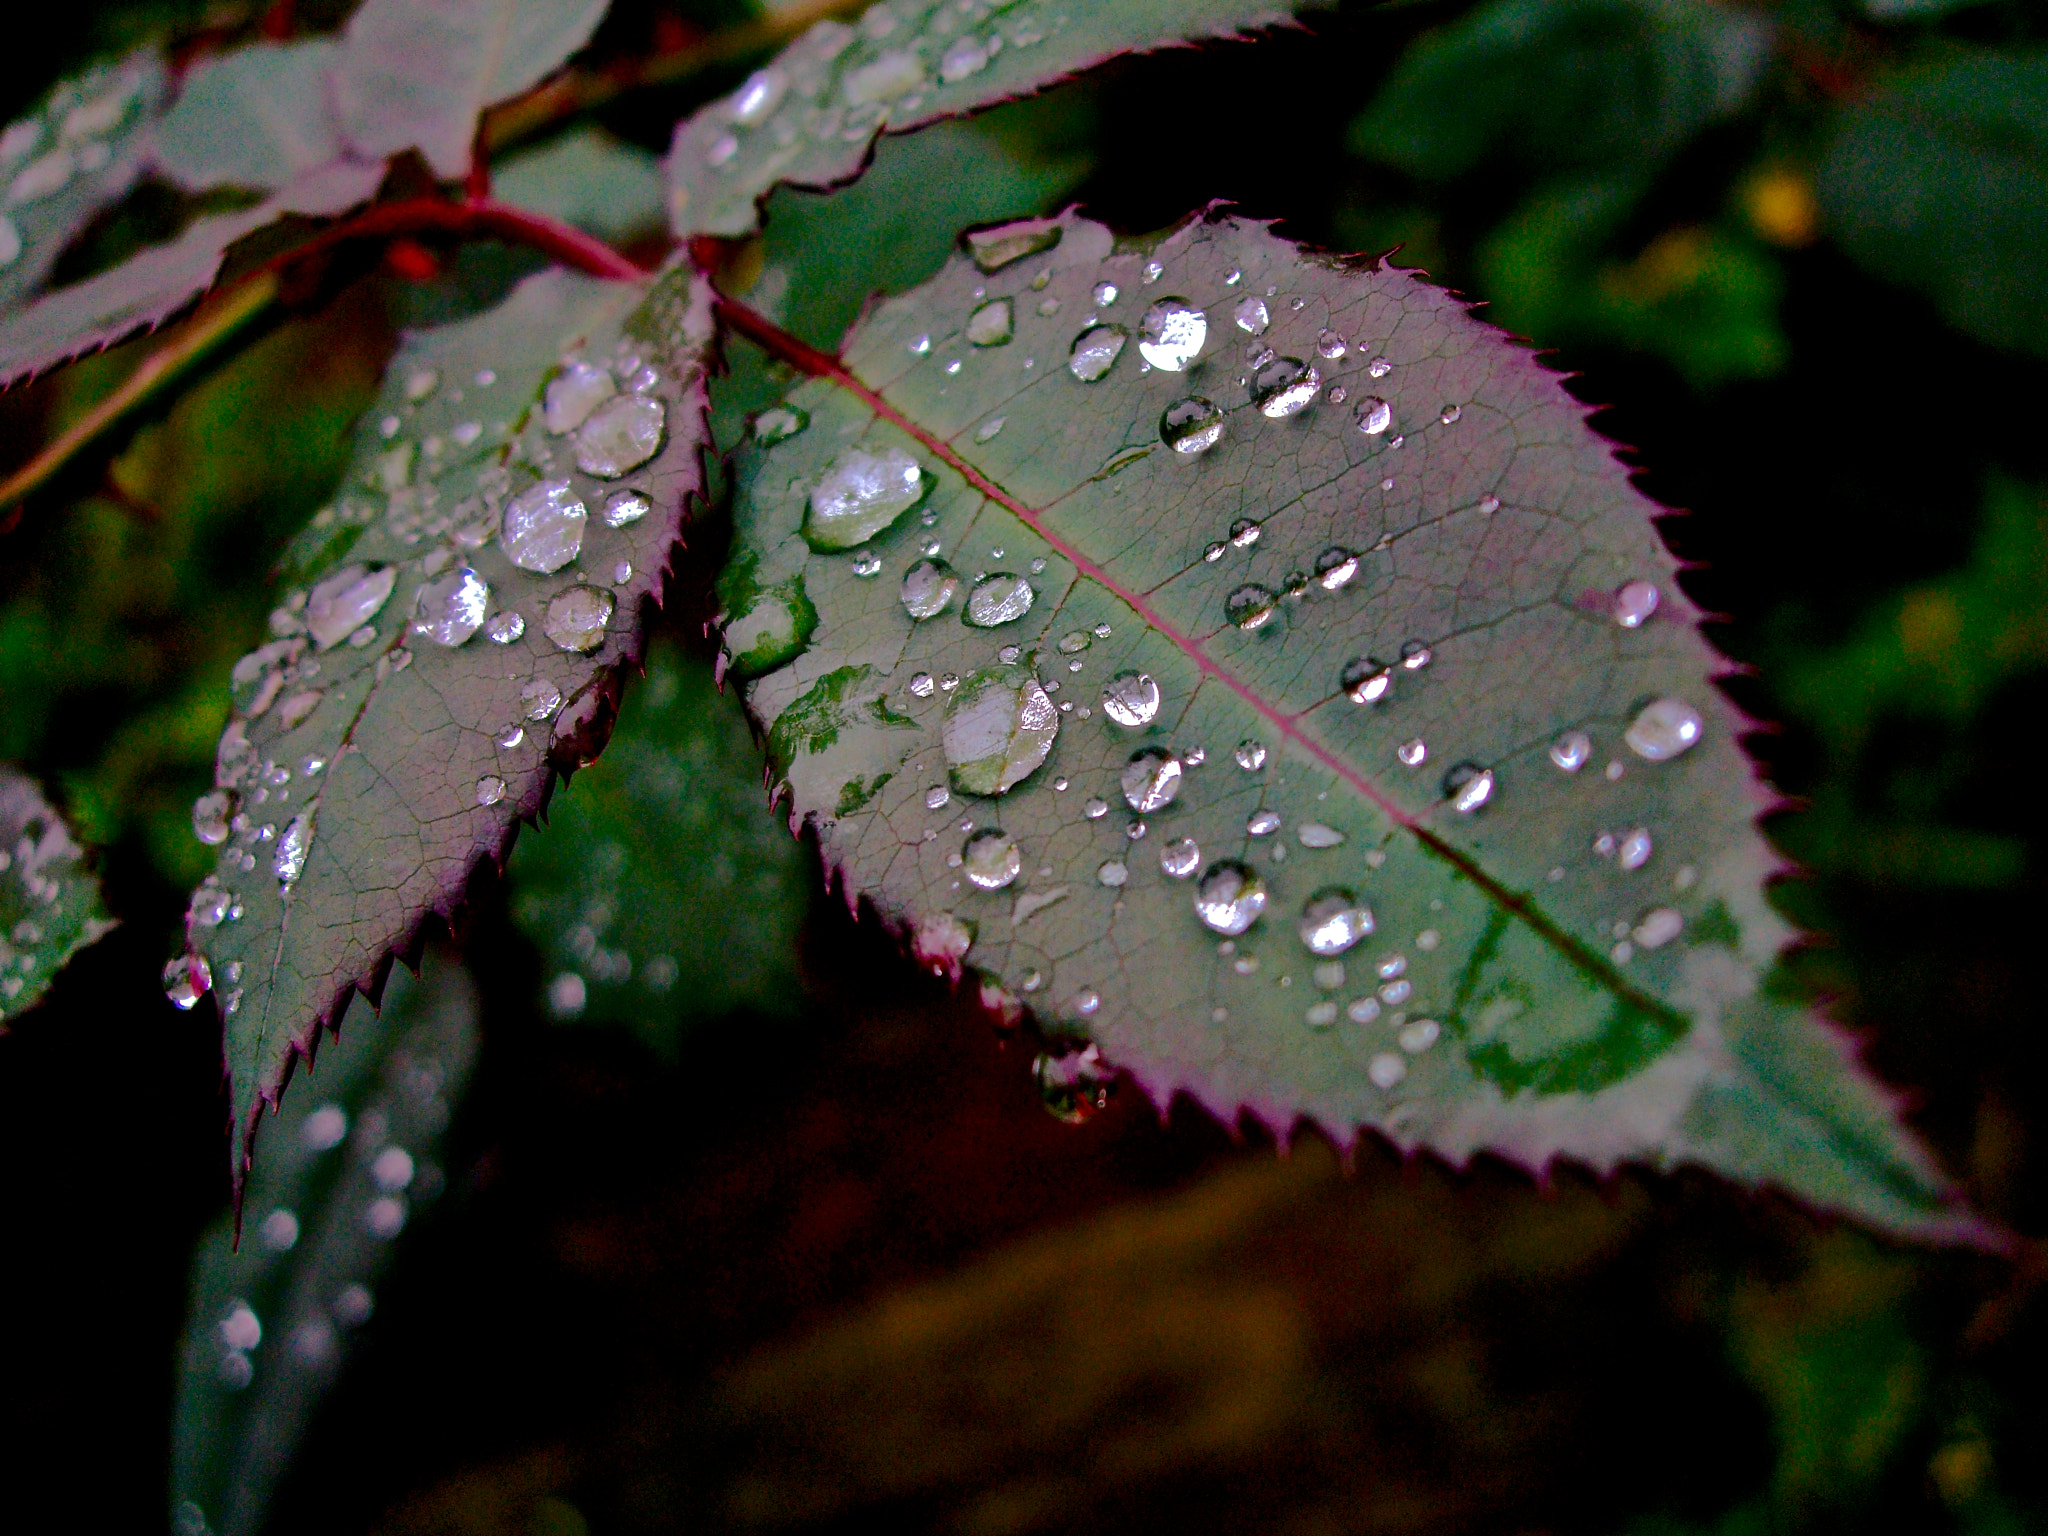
top-left (966, 297), bottom-right (1014, 346)
top-left (543, 362), bottom-right (614, 433)
top-left (412, 566), bottom-right (489, 646)
top-left (1442, 762), bottom-right (1494, 813)
top-left (1341, 657), bottom-right (1391, 704)
top-left (1625, 699), bottom-right (1703, 761)
top-left (1251, 357), bottom-right (1320, 418)
top-left (1614, 579), bottom-right (1660, 628)
top-left (305, 564), bottom-right (396, 650)
top-left (1550, 731), bottom-right (1591, 772)
top-left (1227, 584), bottom-right (1277, 631)
top-left (805, 444), bottom-right (926, 550)
top-left (1067, 323), bottom-right (1127, 381)
top-left (1100, 670), bottom-right (1161, 727)
top-left (544, 586), bottom-right (614, 652)
top-left (1232, 296), bottom-right (1269, 335)
top-left (502, 479), bottom-right (587, 573)
top-left (899, 558), bottom-right (960, 620)
top-left (1161, 836), bottom-right (1201, 878)
top-left (1159, 396), bottom-right (1223, 455)
top-left (1120, 748), bottom-right (1183, 812)
top-left (576, 396), bottom-right (666, 478)
top-left (1299, 888), bottom-right (1373, 956)
top-left (1137, 299), bottom-right (1207, 371)
top-left (1357, 397), bottom-right (1392, 435)
top-left (961, 827), bottom-right (1021, 889)
top-left (942, 668), bottom-right (1058, 795)
top-left (1194, 861), bottom-right (1267, 935)
top-left (163, 952), bottom-right (211, 1009)
top-left (963, 573), bottom-right (1033, 627)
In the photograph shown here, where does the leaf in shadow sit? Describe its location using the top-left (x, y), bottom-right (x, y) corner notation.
top-left (0, 764), bottom-right (116, 1026)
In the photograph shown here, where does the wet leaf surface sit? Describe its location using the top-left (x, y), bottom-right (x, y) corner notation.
top-left (719, 208), bottom-right (1976, 1238)
top-left (0, 764), bottom-right (116, 1025)
top-left (152, 39), bottom-right (351, 194)
top-left (180, 261), bottom-right (714, 1201)
top-left (170, 952), bottom-right (479, 1536)
top-left (663, 0), bottom-right (1311, 239)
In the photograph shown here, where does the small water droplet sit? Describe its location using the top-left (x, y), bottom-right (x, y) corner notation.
top-left (1341, 657), bottom-right (1392, 704)
top-left (520, 679), bottom-right (562, 720)
top-left (975, 416), bottom-right (1006, 442)
top-left (1618, 827), bottom-right (1653, 871)
top-left (306, 565), bottom-right (397, 650)
top-left (1634, 907), bottom-right (1683, 948)
top-left (1142, 260), bottom-right (1164, 284)
top-left (1234, 739), bottom-right (1267, 771)
top-left (1357, 397), bottom-right (1392, 435)
top-left (851, 550), bottom-right (883, 577)
top-left (1442, 762), bottom-right (1494, 813)
top-left (496, 725), bottom-right (524, 749)
top-left (1626, 699), bottom-right (1703, 761)
top-left (940, 672), bottom-right (960, 691)
top-left (1227, 584), bottom-right (1277, 631)
top-left (1314, 546), bottom-right (1358, 590)
top-left (1299, 888), bottom-right (1373, 956)
top-left (1251, 356), bottom-right (1320, 418)
top-left (966, 297), bottom-right (1014, 346)
top-left (543, 586), bottom-right (614, 652)
top-left (475, 775), bottom-right (507, 807)
top-left (909, 333), bottom-right (931, 355)
top-left (899, 558), bottom-right (961, 619)
top-left (163, 951), bottom-right (211, 1011)
top-left (1194, 860), bottom-right (1267, 935)
top-left (1478, 493), bottom-right (1501, 515)
top-left (1233, 296), bottom-right (1269, 335)
top-left (1161, 836), bottom-right (1201, 878)
top-left (1056, 630), bottom-right (1091, 655)
top-left (909, 672), bottom-right (936, 698)
top-left (502, 479), bottom-right (587, 573)
top-left (962, 828), bottom-right (1022, 889)
top-left (483, 610), bottom-right (525, 644)
top-left (1138, 299), bottom-right (1207, 371)
top-left (1550, 731), bottom-right (1591, 772)
top-left (192, 791), bottom-right (233, 846)
top-left (1397, 738), bottom-right (1426, 767)
top-left (1316, 329), bottom-right (1347, 359)
top-left (1247, 809), bottom-right (1283, 837)
top-left (602, 490), bottom-right (651, 529)
top-left (1067, 323), bottom-right (1127, 382)
top-left (411, 566), bottom-right (489, 646)
top-left (576, 395), bottom-right (666, 478)
top-left (1160, 395), bottom-right (1223, 454)
top-left (925, 783), bottom-right (952, 811)
top-left (543, 362), bottom-right (613, 433)
top-left (1614, 579), bottom-right (1661, 628)
top-left (1120, 748), bottom-right (1183, 812)
top-left (1083, 796), bottom-right (1109, 819)
top-left (1097, 859), bottom-right (1128, 887)
top-left (963, 573), bottom-right (1034, 626)
top-left (1439, 404), bottom-right (1462, 425)
top-left (753, 405), bottom-right (808, 444)
top-left (1100, 670), bottom-right (1161, 727)
top-left (1367, 357), bottom-right (1392, 378)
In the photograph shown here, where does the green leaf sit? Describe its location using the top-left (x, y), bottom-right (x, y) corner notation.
top-left (170, 952), bottom-right (480, 1536)
top-left (663, 0), bottom-right (1312, 239)
top-left (0, 159), bottom-right (385, 387)
top-left (176, 261), bottom-right (714, 1202)
top-left (1817, 48), bottom-right (2048, 359)
top-left (1350, 0), bottom-right (1772, 181)
top-left (0, 49), bottom-right (167, 314)
top-left (153, 39), bottom-right (349, 193)
top-left (336, 0), bottom-right (611, 181)
top-left (494, 125), bottom-right (667, 246)
top-left (0, 764), bottom-right (116, 1026)
top-left (718, 208), bottom-right (1981, 1240)
top-left (508, 636), bottom-right (811, 1052)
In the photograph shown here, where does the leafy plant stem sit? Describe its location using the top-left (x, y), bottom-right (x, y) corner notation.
top-left (711, 290), bottom-right (1688, 1026)
top-left (2, 196), bottom-right (643, 521)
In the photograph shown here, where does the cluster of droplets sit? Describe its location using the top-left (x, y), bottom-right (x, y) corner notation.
top-left (0, 54), bottom-right (156, 270)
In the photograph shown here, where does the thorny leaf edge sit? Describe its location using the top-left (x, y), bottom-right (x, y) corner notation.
top-left (714, 203), bottom-right (2002, 1253)
top-left (228, 265), bottom-right (720, 1230)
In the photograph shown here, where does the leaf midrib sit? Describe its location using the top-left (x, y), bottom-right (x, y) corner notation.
top-left (715, 295), bottom-right (1687, 1031)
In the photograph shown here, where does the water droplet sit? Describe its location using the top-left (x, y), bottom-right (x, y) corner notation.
top-left (1314, 961), bottom-right (1347, 990)
top-left (502, 479), bottom-right (587, 573)
top-left (962, 828), bottom-right (1021, 889)
top-left (936, 34), bottom-right (990, 82)
top-left (941, 669), bottom-right (1058, 794)
top-left (192, 790), bottom-right (233, 845)
top-left (411, 565), bottom-right (489, 646)
top-left (1227, 584), bottom-right (1277, 631)
top-left (1634, 907), bottom-right (1683, 949)
top-left (275, 811), bottom-right (314, 885)
top-left (1314, 546), bottom-right (1358, 590)
top-left (961, 296), bottom-right (1014, 347)
top-left (1100, 671), bottom-right (1161, 727)
top-left (543, 362), bottom-right (614, 433)
top-left (1252, 357), bottom-right (1320, 418)
top-left (305, 565), bottom-right (396, 650)
top-left (1357, 397), bottom-right (1392, 435)
top-left (484, 610), bottom-right (525, 644)
top-left (1120, 748), bottom-right (1184, 812)
top-left (544, 586), bottom-right (614, 652)
top-left (1160, 395), bottom-right (1223, 454)
top-left (520, 680), bottom-right (562, 721)
top-left (1442, 762), bottom-right (1494, 813)
top-left (961, 573), bottom-right (1033, 627)
top-left (1626, 699), bottom-right (1703, 761)
top-left (1034, 1045), bottom-right (1111, 1123)
top-left (1067, 324), bottom-right (1126, 381)
top-left (603, 490), bottom-right (651, 529)
top-left (1366, 1052), bottom-right (1405, 1089)
top-left (1234, 739), bottom-right (1267, 771)
top-left (1618, 827), bottom-right (1653, 871)
top-left (495, 724), bottom-right (525, 749)
top-left (1297, 822), bottom-right (1344, 848)
top-left (1379, 977), bottom-right (1413, 1005)
top-left (475, 775), bottom-right (507, 807)
top-left (1097, 859), bottom-right (1128, 887)
top-left (730, 64), bottom-right (788, 124)
top-left (753, 405), bottom-right (807, 444)
top-left (1440, 404), bottom-right (1462, 424)
top-left (1232, 296), bottom-right (1269, 335)
top-left (1202, 541), bottom-right (1226, 562)
top-left (1142, 260), bottom-right (1164, 283)
top-left (1161, 836), bottom-right (1201, 878)
top-left (940, 672), bottom-right (960, 691)
top-left (1227, 518), bottom-right (1262, 550)
top-left (893, 557), bottom-right (959, 620)
top-left (1299, 888), bottom-right (1374, 956)
top-left (1315, 329), bottom-right (1347, 359)
top-left (850, 550), bottom-right (882, 578)
top-left (1397, 738), bottom-right (1427, 767)
top-left (189, 881), bottom-right (233, 927)
top-left (909, 333), bottom-right (931, 355)
top-left (1194, 861), bottom-right (1267, 935)
top-left (963, 218), bottom-right (1061, 273)
top-left (805, 444), bottom-right (926, 550)
top-left (577, 395), bottom-right (666, 478)
top-left (1083, 796), bottom-right (1109, 819)
top-left (975, 416), bottom-right (1006, 442)
top-left (1399, 1019), bottom-right (1440, 1054)
top-left (1341, 657), bottom-right (1392, 704)
top-left (1398, 641), bottom-right (1431, 672)
top-left (1246, 809), bottom-right (1282, 837)
top-left (1614, 580), bottom-right (1661, 628)
top-left (1550, 731), bottom-right (1591, 772)
top-left (1137, 299), bottom-right (1207, 371)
